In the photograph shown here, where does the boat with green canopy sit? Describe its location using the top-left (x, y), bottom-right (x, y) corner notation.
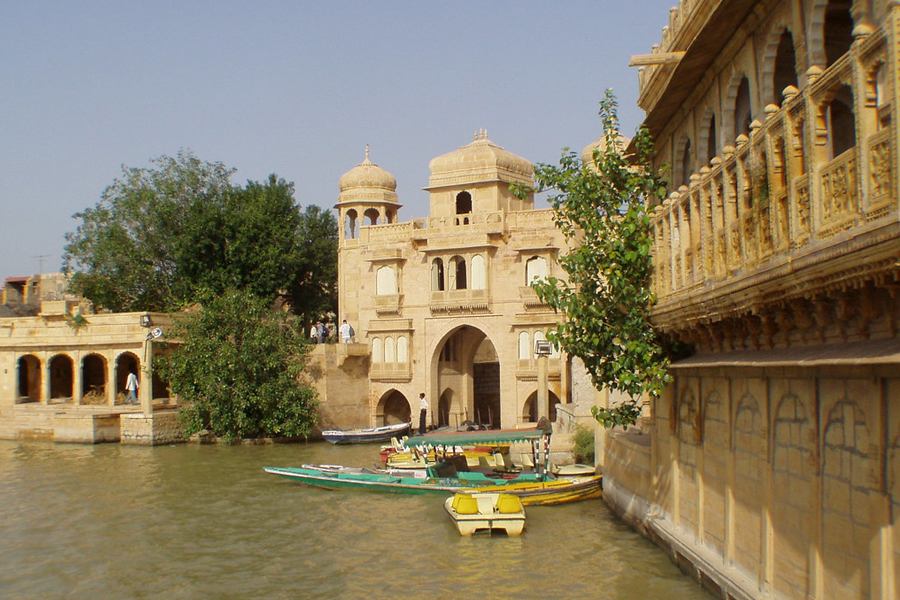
top-left (263, 421), bottom-right (602, 505)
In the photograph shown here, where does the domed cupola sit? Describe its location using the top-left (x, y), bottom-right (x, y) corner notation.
top-left (426, 130), bottom-right (533, 190)
top-left (335, 146), bottom-right (402, 241)
top-left (580, 134), bottom-right (631, 170)
top-left (339, 146), bottom-right (398, 194)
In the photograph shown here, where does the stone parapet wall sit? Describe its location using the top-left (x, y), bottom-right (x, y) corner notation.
top-left (121, 410), bottom-right (186, 445)
top-left (604, 360), bottom-right (900, 600)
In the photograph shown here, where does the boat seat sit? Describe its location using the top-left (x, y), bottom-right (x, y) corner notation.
top-left (453, 494), bottom-right (479, 515)
top-left (497, 494), bottom-right (523, 514)
top-left (475, 495), bottom-right (496, 515)
top-left (478, 456), bottom-right (492, 469)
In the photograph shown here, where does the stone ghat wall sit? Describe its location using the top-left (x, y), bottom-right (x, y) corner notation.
top-left (121, 410), bottom-right (186, 445)
top-left (603, 364), bottom-right (900, 600)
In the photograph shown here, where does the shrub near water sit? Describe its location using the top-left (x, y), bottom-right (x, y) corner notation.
top-left (572, 424), bottom-right (595, 465)
top-left (158, 289), bottom-right (318, 442)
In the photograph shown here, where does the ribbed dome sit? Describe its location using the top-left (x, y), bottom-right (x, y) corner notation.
top-left (581, 134), bottom-right (631, 165)
top-left (339, 146), bottom-right (397, 192)
top-left (427, 130), bottom-right (532, 190)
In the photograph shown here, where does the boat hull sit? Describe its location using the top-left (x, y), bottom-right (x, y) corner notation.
top-left (321, 423), bottom-right (410, 444)
top-left (263, 466), bottom-right (602, 506)
top-left (444, 493), bottom-right (526, 536)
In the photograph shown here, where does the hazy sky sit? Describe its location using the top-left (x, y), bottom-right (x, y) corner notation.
top-left (1, 0), bottom-right (675, 283)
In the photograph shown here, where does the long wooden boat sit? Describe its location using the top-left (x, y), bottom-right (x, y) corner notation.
top-left (321, 422), bottom-right (410, 444)
top-left (264, 423), bottom-right (602, 506)
top-left (445, 492), bottom-right (526, 536)
top-left (262, 464), bottom-right (600, 505)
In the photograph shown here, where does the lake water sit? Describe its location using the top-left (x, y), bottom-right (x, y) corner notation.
top-left (0, 440), bottom-right (712, 600)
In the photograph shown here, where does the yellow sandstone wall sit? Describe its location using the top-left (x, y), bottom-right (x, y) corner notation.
top-left (604, 367), bottom-right (900, 600)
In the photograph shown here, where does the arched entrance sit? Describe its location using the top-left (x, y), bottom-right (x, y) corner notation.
top-left (434, 326), bottom-right (501, 429)
top-left (378, 390), bottom-right (411, 425)
top-left (522, 390), bottom-right (561, 423)
top-left (438, 388), bottom-right (453, 428)
top-left (116, 352), bottom-right (140, 404)
top-left (17, 354), bottom-right (41, 403)
top-left (81, 353), bottom-right (107, 403)
top-left (49, 354), bottom-right (74, 401)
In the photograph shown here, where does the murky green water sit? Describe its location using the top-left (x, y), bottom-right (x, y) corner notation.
top-left (0, 440), bottom-right (711, 600)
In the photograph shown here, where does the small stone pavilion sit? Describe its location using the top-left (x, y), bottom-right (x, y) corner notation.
top-left (0, 273), bottom-right (181, 444)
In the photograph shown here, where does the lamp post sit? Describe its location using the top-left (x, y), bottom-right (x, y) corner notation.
top-left (534, 340), bottom-right (552, 421)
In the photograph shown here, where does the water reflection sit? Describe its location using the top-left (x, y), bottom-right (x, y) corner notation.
top-left (0, 441), bottom-right (711, 600)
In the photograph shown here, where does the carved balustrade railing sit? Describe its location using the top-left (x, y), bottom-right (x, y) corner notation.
top-left (650, 27), bottom-right (896, 313)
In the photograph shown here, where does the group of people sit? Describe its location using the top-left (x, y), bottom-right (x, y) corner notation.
top-left (309, 319), bottom-right (355, 344)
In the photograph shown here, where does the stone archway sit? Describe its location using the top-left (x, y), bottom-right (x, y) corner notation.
top-left (522, 390), bottom-right (560, 423)
top-left (49, 354), bottom-right (74, 401)
top-left (378, 390), bottom-right (411, 426)
top-left (116, 352), bottom-right (140, 404)
top-left (17, 354), bottom-right (41, 403)
top-left (438, 388), bottom-right (453, 428)
top-left (81, 353), bottom-right (107, 404)
top-left (433, 326), bottom-right (501, 429)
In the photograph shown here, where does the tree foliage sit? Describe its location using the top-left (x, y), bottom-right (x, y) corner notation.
top-left (157, 289), bottom-right (318, 441)
top-left (526, 91), bottom-right (671, 428)
top-left (63, 150), bottom-right (338, 315)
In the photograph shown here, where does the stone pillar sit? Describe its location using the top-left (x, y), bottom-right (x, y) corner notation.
top-left (41, 353), bottom-right (50, 405)
top-left (108, 358), bottom-right (117, 406)
top-left (537, 353), bottom-right (548, 421)
top-left (72, 351), bottom-right (82, 406)
top-left (140, 339), bottom-right (152, 416)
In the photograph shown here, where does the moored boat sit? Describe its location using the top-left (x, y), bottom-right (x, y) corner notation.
top-left (264, 422), bottom-right (603, 505)
top-left (444, 492), bottom-right (526, 536)
top-left (321, 422), bottom-right (410, 444)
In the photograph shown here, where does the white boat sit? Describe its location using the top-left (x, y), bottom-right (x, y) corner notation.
top-left (552, 463), bottom-right (596, 477)
top-left (443, 492), bottom-right (526, 536)
top-left (321, 422), bottom-right (410, 444)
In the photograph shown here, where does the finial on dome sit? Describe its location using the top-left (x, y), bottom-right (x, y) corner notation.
top-left (364, 144), bottom-right (371, 164)
top-left (473, 128), bottom-right (489, 141)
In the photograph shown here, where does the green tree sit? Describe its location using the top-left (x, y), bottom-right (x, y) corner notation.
top-left (158, 289), bottom-right (318, 441)
top-left (287, 204), bottom-right (339, 320)
top-left (63, 150), bottom-right (236, 312)
top-left (63, 151), bottom-right (339, 316)
top-left (525, 91), bottom-right (671, 428)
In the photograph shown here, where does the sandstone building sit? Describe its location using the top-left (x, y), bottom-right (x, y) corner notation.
top-left (603, 2), bottom-right (900, 600)
top-left (329, 134), bottom-right (580, 431)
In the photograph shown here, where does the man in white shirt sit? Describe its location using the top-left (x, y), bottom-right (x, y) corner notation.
top-left (339, 320), bottom-right (354, 343)
top-left (418, 392), bottom-right (429, 434)
top-left (126, 370), bottom-right (140, 405)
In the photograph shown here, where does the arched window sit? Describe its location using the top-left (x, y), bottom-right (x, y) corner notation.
top-left (372, 338), bottom-right (383, 363)
top-left (384, 336), bottom-right (395, 363)
top-left (431, 258), bottom-right (445, 291)
top-left (525, 256), bottom-right (548, 284)
top-left (518, 332), bottom-right (530, 359)
top-left (533, 331), bottom-right (546, 358)
top-left (547, 332), bottom-right (560, 358)
top-left (397, 336), bottom-right (408, 363)
top-left (364, 208), bottom-right (380, 226)
top-left (735, 77), bottom-right (752, 140)
top-left (824, 0), bottom-right (853, 68)
top-left (773, 30), bottom-right (798, 104)
top-left (449, 256), bottom-right (467, 290)
top-left (827, 85), bottom-right (856, 158)
top-left (456, 191), bottom-right (472, 215)
top-left (705, 115), bottom-right (717, 164)
top-left (375, 265), bottom-right (397, 295)
top-left (471, 255), bottom-right (486, 290)
top-left (345, 209), bottom-right (358, 239)
top-left (680, 138), bottom-right (693, 187)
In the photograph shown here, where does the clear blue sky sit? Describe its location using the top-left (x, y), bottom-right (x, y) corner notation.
top-left (1, 0), bottom-right (675, 283)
